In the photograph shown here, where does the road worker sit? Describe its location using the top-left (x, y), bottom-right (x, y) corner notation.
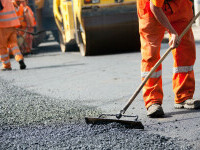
top-left (0, 0), bottom-right (26, 70)
top-left (137, 0), bottom-right (200, 117)
top-left (14, 0), bottom-right (36, 55)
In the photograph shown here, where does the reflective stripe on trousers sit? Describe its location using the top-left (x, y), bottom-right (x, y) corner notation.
top-left (173, 66), bottom-right (193, 73)
top-left (138, 13), bottom-right (195, 109)
top-left (2, 60), bottom-right (10, 64)
top-left (0, 54), bottom-right (9, 59)
top-left (8, 45), bottom-right (23, 62)
top-left (0, 28), bottom-right (24, 68)
top-left (9, 46), bottom-right (22, 57)
top-left (141, 70), bottom-right (162, 78)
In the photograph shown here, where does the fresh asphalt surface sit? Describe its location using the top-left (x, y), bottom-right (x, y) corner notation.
top-left (0, 33), bottom-right (200, 149)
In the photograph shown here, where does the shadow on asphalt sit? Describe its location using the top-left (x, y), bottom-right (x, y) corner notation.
top-left (148, 115), bottom-right (200, 125)
top-left (31, 39), bottom-right (141, 56)
top-left (165, 109), bottom-right (200, 116)
top-left (27, 63), bottom-right (85, 70)
top-left (147, 109), bottom-right (200, 122)
top-left (147, 111), bottom-right (200, 127)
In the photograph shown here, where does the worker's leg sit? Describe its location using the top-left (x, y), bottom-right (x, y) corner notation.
top-left (171, 21), bottom-right (195, 104)
top-left (7, 46), bottom-right (13, 57)
top-left (139, 16), bottom-right (166, 109)
top-left (8, 28), bottom-right (24, 62)
top-left (0, 28), bottom-right (11, 69)
top-left (17, 30), bottom-right (26, 54)
top-left (8, 28), bottom-right (26, 70)
top-left (24, 34), bottom-right (32, 54)
top-left (26, 28), bottom-right (34, 54)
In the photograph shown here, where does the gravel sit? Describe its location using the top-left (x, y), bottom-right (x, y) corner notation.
top-left (0, 77), bottom-right (194, 149)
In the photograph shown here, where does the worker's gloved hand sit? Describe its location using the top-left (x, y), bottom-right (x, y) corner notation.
top-left (169, 32), bottom-right (180, 49)
top-left (0, 0), bottom-right (4, 11)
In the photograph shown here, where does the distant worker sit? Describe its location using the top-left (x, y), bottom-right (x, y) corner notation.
top-left (0, 0), bottom-right (26, 70)
top-left (14, 0), bottom-right (36, 55)
top-left (137, 0), bottom-right (200, 117)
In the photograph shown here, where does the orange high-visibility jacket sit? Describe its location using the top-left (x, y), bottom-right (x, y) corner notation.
top-left (25, 6), bottom-right (36, 27)
top-left (15, 3), bottom-right (26, 27)
top-left (0, 0), bottom-right (20, 28)
top-left (15, 4), bottom-right (36, 28)
top-left (137, 0), bottom-right (193, 21)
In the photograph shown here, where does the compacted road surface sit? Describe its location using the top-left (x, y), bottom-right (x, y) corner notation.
top-left (0, 38), bottom-right (200, 149)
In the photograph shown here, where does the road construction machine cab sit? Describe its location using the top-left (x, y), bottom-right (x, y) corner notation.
top-left (53, 0), bottom-right (140, 56)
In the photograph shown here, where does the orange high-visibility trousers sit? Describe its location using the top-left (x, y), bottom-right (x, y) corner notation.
top-left (0, 28), bottom-right (23, 68)
top-left (137, 0), bottom-right (195, 109)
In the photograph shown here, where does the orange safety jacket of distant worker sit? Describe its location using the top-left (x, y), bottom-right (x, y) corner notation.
top-left (0, 0), bottom-right (24, 69)
top-left (25, 6), bottom-right (36, 27)
top-left (15, 3), bottom-right (27, 27)
top-left (14, 3), bottom-right (36, 28)
top-left (137, 0), bottom-right (196, 109)
top-left (13, 1), bottom-right (36, 54)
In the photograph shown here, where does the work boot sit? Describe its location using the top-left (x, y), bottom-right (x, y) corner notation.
top-left (1, 67), bottom-right (12, 71)
top-left (19, 60), bottom-right (26, 70)
top-left (147, 104), bottom-right (164, 118)
top-left (174, 99), bottom-right (200, 109)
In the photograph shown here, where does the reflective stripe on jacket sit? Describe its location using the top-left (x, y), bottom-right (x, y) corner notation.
top-left (0, 0), bottom-right (20, 28)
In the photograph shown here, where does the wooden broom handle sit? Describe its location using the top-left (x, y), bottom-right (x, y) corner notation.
top-left (121, 11), bottom-right (200, 114)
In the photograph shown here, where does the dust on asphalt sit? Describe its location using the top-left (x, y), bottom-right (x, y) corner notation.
top-left (0, 78), bottom-right (194, 149)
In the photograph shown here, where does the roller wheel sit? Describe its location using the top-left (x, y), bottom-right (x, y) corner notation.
top-left (58, 30), bottom-right (79, 52)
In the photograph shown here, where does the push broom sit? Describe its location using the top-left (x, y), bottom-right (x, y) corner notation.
top-left (85, 11), bottom-right (200, 129)
top-left (16, 28), bottom-right (46, 35)
top-left (16, 28), bottom-right (47, 47)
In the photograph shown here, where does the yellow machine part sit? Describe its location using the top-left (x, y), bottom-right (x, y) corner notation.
top-left (53, 0), bottom-right (77, 52)
top-left (54, 0), bottom-right (140, 56)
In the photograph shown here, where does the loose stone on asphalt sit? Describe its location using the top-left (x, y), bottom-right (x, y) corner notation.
top-left (0, 77), bottom-right (194, 149)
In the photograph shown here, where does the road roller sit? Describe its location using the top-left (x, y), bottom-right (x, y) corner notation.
top-left (53, 0), bottom-right (140, 56)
